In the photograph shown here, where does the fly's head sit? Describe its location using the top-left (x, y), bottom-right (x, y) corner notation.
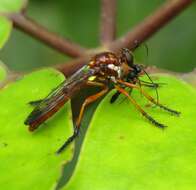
top-left (120, 48), bottom-right (144, 82)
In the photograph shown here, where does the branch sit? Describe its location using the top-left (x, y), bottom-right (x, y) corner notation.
top-left (108, 0), bottom-right (194, 51)
top-left (10, 13), bottom-right (87, 57)
top-left (57, 0), bottom-right (194, 76)
top-left (100, 0), bottom-right (117, 45)
top-left (56, 57), bottom-right (90, 77)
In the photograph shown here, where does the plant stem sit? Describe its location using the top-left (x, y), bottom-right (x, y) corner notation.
top-left (10, 13), bottom-right (87, 57)
top-left (9, 0), bottom-right (193, 76)
top-left (100, 0), bottom-right (117, 45)
top-left (58, 0), bottom-right (193, 76)
top-left (108, 0), bottom-right (193, 51)
top-left (56, 57), bottom-right (90, 77)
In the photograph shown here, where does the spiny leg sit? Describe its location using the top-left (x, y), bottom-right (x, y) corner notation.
top-left (110, 91), bottom-right (121, 103)
top-left (110, 81), bottom-right (134, 104)
top-left (56, 81), bottom-right (108, 154)
top-left (138, 78), bottom-right (160, 104)
top-left (117, 80), bottom-right (180, 116)
top-left (76, 83), bottom-right (108, 129)
top-left (28, 99), bottom-right (43, 106)
top-left (140, 80), bottom-right (164, 104)
top-left (115, 85), bottom-right (167, 128)
top-left (110, 80), bottom-right (162, 104)
top-left (140, 81), bottom-right (159, 88)
top-left (110, 78), bottom-right (160, 104)
top-left (110, 78), bottom-right (163, 104)
top-left (110, 88), bottom-right (133, 104)
top-left (139, 80), bottom-right (166, 88)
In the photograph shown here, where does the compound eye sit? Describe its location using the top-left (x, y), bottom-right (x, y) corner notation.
top-left (135, 65), bottom-right (141, 73)
top-left (122, 48), bottom-right (134, 67)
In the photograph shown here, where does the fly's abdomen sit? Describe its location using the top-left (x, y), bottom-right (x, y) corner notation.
top-left (24, 65), bottom-right (95, 132)
top-left (25, 96), bottom-right (68, 132)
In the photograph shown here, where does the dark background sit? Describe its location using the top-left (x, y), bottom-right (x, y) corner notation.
top-left (0, 0), bottom-right (195, 72)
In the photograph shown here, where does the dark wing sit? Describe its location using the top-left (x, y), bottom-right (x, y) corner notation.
top-left (25, 65), bottom-right (97, 125)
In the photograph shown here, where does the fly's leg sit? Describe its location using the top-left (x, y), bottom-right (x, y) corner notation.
top-left (141, 82), bottom-right (159, 88)
top-left (110, 91), bottom-right (121, 103)
top-left (28, 99), bottom-right (43, 106)
top-left (140, 80), bottom-right (166, 89)
top-left (110, 80), bottom-right (161, 104)
top-left (110, 88), bottom-right (133, 104)
top-left (115, 85), bottom-right (167, 128)
top-left (56, 82), bottom-right (108, 154)
top-left (139, 80), bottom-right (165, 104)
top-left (117, 80), bottom-right (180, 116)
top-left (76, 83), bottom-right (108, 130)
top-left (110, 82), bottom-right (134, 104)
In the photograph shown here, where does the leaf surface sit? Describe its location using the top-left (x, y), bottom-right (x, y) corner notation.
top-left (0, 16), bottom-right (12, 49)
top-left (0, 69), bottom-right (73, 189)
top-left (0, 0), bottom-right (26, 13)
top-left (63, 74), bottom-right (196, 190)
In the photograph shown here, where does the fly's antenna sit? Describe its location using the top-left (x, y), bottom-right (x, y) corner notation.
top-left (143, 43), bottom-right (149, 58)
top-left (142, 69), bottom-right (159, 104)
top-left (136, 42), bottom-right (158, 103)
top-left (121, 48), bottom-right (134, 67)
top-left (133, 40), bottom-right (149, 62)
top-left (139, 43), bottom-right (149, 66)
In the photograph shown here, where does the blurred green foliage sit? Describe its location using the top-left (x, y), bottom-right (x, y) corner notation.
top-left (0, 0), bottom-right (195, 72)
top-left (0, 16), bottom-right (12, 49)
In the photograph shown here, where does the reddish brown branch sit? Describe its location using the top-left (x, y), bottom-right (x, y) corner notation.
top-left (58, 0), bottom-right (193, 76)
top-left (100, 0), bottom-right (117, 45)
top-left (56, 57), bottom-right (90, 77)
top-left (108, 0), bottom-right (193, 51)
top-left (10, 14), bottom-right (87, 57)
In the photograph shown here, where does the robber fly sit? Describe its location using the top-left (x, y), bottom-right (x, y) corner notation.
top-left (24, 48), bottom-right (180, 154)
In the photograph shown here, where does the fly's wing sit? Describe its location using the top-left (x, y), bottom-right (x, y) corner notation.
top-left (25, 65), bottom-right (97, 125)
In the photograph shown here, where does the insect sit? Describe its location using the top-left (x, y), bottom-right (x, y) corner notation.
top-left (24, 48), bottom-right (180, 154)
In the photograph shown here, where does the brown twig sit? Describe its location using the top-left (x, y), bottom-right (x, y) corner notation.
top-left (8, 0), bottom-right (192, 76)
top-left (108, 0), bottom-right (193, 51)
top-left (10, 13), bottom-right (87, 57)
top-left (55, 56), bottom-right (90, 77)
top-left (57, 0), bottom-right (193, 76)
top-left (100, 0), bottom-right (117, 45)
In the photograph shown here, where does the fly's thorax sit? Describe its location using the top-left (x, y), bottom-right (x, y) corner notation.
top-left (120, 62), bottom-right (132, 78)
top-left (88, 51), bottom-right (122, 80)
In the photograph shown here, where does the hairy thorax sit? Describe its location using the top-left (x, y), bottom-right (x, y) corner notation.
top-left (88, 52), bottom-right (122, 80)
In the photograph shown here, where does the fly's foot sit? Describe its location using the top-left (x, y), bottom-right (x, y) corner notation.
top-left (56, 127), bottom-right (80, 154)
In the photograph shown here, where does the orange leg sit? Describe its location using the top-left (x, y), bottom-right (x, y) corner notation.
top-left (56, 81), bottom-right (108, 154)
top-left (117, 79), bottom-right (180, 116)
top-left (115, 85), bottom-right (167, 128)
top-left (76, 81), bottom-right (108, 127)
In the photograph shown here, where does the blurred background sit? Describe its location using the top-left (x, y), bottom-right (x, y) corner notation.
top-left (0, 0), bottom-right (195, 73)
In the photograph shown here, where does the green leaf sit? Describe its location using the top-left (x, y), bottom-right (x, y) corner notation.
top-left (0, 0), bottom-right (27, 13)
top-left (0, 69), bottom-right (74, 189)
top-left (0, 16), bottom-right (12, 49)
top-left (0, 60), bottom-right (7, 81)
top-left (63, 74), bottom-right (196, 190)
top-left (0, 0), bottom-right (27, 48)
